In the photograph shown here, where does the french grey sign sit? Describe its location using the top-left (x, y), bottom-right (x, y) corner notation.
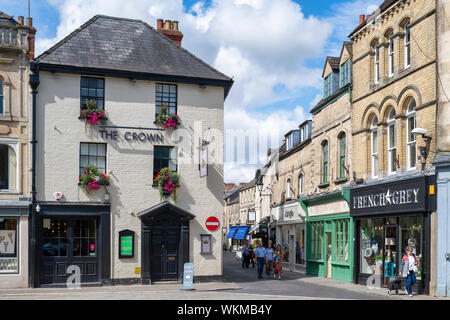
top-left (350, 177), bottom-right (434, 217)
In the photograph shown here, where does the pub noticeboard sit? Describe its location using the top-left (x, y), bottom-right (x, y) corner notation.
top-left (350, 176), bottom-right (436, 217)
top-left (119, 229), bottom-right (135, 259)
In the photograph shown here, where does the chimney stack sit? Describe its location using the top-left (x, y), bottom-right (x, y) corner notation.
top-left (26, 17), bottom-right (36, 61)
top-left (359, 15), bottom-right (365, 25)
top-left (156, 18), bottom-right (184, 46)
top-left (18, 16), bottom-right (24, 26)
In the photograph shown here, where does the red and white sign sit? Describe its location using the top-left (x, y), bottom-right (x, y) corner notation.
top-left (205, 216), bottom-right (220, 232)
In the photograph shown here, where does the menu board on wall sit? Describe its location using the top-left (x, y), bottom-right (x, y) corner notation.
top-left (0, 230), bottom-right (15, 254)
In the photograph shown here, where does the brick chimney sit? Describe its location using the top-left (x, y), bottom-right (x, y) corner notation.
top-left (225, 183), bottom-right (236, 191)
top-left (26, 17), bottom-right (36, 61)
top-left (18, 16), bottom-right (24, 26)
top-left (359, 15), bottom-right (366, 25)
top-left (156, 19), bottom-right (184, 46)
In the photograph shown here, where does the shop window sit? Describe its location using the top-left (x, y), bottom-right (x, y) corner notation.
top-left (156, 83), bottom-right (177, 116)
top-left (0, 78), bottom-right (3, 115)
top-left (0, 143), bottom-right (18, 191)
top-left (359, 218), bottom-right (384, 275)
top-left (79, 143), bottom-right (106, 177)
top-left (406, 99), bottom-right (417, 170)
top-left (43, 218), bottom-right (68, 257)
top-left (73, 219), bottom-right (97, 257)
top-left (387, 108), bottom-right (397, 174)
top-left (0, 218), bottom-right (18, 273)
top-left (80, 77), bottom-right (104, 109)
top-left (335, 219), bottom-right (349, 263)
top-left (153, 146), bottom-right (177, 179)
top-left (400, 216), bottom-right (422, 279)
top-left (310, 221), bottom-right (323, 260)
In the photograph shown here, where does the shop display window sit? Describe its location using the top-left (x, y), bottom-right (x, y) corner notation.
top-left (399, 216), bottom-right (422, 279)
top-left (360, 218), bottom-right (384, 275)
top-left (0, 218), bottom-right (18, 273)
top-left (309, 222), bottom-right (323, 260)
top-left (335, 219), bottom-right (349, 263)
top-left (43, 218), bottom-right (68, 257)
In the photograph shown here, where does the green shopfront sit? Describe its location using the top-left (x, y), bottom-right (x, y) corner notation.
top-left (301, 190), bottom-right (354, 283)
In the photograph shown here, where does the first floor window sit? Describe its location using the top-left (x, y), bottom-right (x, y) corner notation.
top-left (153, 146), bottom-right (177, 179)
top-left (156, 83), bottom-right (177, 116)
top-left (0, 218), bottom-right (18, 273)
top-left (80, 77), bottom-right (105, 109)
top-left (339, 133), bottom-right (346, 179)
top-left (371, 117), bottom-right (378, 178)
top-left (80, 143), bottom-right (106, 176)
top-left (406, 99), bottom-right (417, 170)
top-left (322, 141), bottom-right (329, 184)
top-left (0, 143), bottom-right (18, 191)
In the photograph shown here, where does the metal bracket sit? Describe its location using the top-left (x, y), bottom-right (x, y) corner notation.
top-left (446, 253), bottom-right (450, 261)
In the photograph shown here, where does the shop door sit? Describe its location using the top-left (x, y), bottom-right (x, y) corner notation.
top-left (383, 225), bottom-right (398, 286)
top-left (151, 228), bottom-right (179, 281)
top-left (326, 232), bottom-right (332, 279)
top-left (41, 217), bottom-right (99, 285)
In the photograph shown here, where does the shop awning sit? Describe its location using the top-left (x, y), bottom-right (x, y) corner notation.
top-left (233, 226), bottom-right (249, 240)
top-left (226, 227), bottom-right (237, 239)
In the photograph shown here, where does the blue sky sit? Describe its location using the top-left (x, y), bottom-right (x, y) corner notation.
top-left (2, 0), bottom-right (382, 182)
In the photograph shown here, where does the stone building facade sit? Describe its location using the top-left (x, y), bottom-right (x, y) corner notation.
top-left (0, 13), bottom-right (34, 288)
top-left (349, 0), bottom-right (438, 295)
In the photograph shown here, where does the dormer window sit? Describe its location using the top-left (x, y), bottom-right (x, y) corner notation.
top-left (340, 59), bottom-right (351, 87)
top-left (324, 74), bottom-right (333, 99)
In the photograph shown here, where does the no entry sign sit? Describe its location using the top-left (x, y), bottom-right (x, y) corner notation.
top-left (205, 216), bottom-right (220, 232)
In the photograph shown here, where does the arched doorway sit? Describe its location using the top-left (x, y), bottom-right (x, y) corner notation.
top-left (139, 202), bottom-right (195, 283)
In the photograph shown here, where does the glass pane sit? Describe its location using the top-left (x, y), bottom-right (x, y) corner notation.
top-left (97, 89), bottom-right (104, 98)
top-left (409, 142), bottom-right (416, 168)
top-left (400, 216), bottom-right (422, 279)
top-left (97, 144), bottom-right (106, 156)
top-left (89, 220), bottom-right (96, 238)
top-left (43, 239), bottom-right (58, 257)
top-left (89, 88), bottom-right (97, 97)
top-left (80, 156), bottom-right (88, 169)
top-left (80, 143), bottom-right (89, 156)
top-left (88, 156), bottom-right (97, 167)
top-left (81, 77), bottom-right (89, 87)
top-left (156, 84), bottom-right (162, 93)
top-left (360, 218), bottom-right (384, 275)
top-left (89, 144), bottom-right (98, 156)
top-left (81, 88), bottom-right (89, 97)
top-left (81, 220), bottom-right (89, 237)
top-left (73, 239), bottom-right (81, 257)
top-left (89, 238), bottom-right (96, 256)
top-left (163, 85), bottom-right (170, 93)
top-left (59, 239), bottom-right (68, 257)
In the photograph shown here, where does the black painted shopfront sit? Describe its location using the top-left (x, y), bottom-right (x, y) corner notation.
top-left (139, 201), bottom-right (195, 283)
top-left (35, 202), bottom-right (111, 287)
top-left (350, 175), bottom-right (436, 294)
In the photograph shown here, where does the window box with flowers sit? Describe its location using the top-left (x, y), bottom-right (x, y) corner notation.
top-left (79, 165), bottom-right (111, 193)
top-left (80, 100), bottom-right (108, 126)
top-left (154, 167), bottom-right (180, 203)
top-left (155, 105), bottom-right (180, 129)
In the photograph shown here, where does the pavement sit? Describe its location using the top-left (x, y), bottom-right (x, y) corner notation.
top-left (0, 252), bottom-right (448, 300)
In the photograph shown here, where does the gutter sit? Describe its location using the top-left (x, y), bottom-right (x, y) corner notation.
top-left (28, 61), bottom-right (40, 288)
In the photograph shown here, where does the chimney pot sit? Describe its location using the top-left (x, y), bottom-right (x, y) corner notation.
top-left (26, 17), bottom-right (33, 27)
top-left (172, 21), bottom-right (179, 31)
top-left (18, 16), bottom-right (24, 26)
top-left (359, 15), bottom-right (365, 25)
top-left (157, 19), bottom-right (163, 30)
top-left (164, 20), bottom-right (171, 30)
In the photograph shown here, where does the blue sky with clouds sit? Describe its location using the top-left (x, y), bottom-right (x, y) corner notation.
top-left (2, 0), bottom-right (382, 182)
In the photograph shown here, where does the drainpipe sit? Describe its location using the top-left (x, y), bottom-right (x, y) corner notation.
top-left (28, 62), bottom-right (40, 288)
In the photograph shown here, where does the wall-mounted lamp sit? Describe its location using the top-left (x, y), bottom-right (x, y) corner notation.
top-left (412, 128), bottom-right (432, 168)
top-left (36, 205), bottom-right (41, 213)
top-left (411, 127), bottom-right (432, 141)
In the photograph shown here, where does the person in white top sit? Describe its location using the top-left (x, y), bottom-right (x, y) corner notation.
top-left (399, 246), bottom-right (418, 297)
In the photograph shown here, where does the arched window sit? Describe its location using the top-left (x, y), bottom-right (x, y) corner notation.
top-left (388, 32), bottom-right (394, 77)
top-left (286, 178), bottom-right (292, 199)
top-left (0, 143), bottom-right (17, 191)
top-left (387, 108), bottom-right (397, 174)
top-left (371, 117), bottom-right (379, 178)
top-left (404, 22), bottom-right (411, 68)
top-left (0, 78), bottom-right (4, 115)
top-left (406, 99), bottom-right (417, 170)
top-left (298, 174), bottom-right (304, 196)
top-left (322, 141), bottom-right (329, 184)
top-left (373, 40), bottom-right (380, 84)
top-left (339, 133), bottom-right (346, 179)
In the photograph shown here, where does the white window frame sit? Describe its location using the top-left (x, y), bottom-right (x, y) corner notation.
top-left (404, 23), bottom-right (411, 69)
top-left (387, 109), bottom-right (397, 175)
top-left (298, 174), bottom-right (304, 196)
top-left (388, 32), bottom-right (394, 77)
top-left (374, 45), bottom-right (380, 84)
top-left (286, 179), bottom-right (292, 199)
top-left (0, 139), bottom-right (20, 193)
top-left (371, 117), bottom-right (379, 179)
top-left (406, 100), bottom-right (417, 171)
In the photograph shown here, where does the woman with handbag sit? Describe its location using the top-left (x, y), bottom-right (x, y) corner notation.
top-left (399, 246), bottom-right (418, 297)
top-left (273, 244), bottom-right (283, 279)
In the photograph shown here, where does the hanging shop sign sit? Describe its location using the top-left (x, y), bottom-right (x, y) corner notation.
top-left (119, 229), bottom-right (135, 258)
top-left (350, 176), bottom-right (436, 217)
top-left (99, 129), bottom-right (164, 144)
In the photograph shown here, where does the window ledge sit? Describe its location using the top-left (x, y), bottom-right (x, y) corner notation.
top-left (333, 177), bottom-right (348, 185)
top-left (318, 183), bottom-right (330, 189)
top-left (0, 191), bottom-right (20, 195)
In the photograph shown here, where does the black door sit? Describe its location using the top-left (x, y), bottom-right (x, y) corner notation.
top-left (41, 217), bottom-right (99, 285)
top-left (151, 228), bottom-right (179, 281)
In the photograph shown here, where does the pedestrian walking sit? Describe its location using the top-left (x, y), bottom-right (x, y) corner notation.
top-left (254, 241), bottom-right (267, 279)
top-left (248, 245), bottom-right (255, 268)
top-left (274, 244), bottom-right (283, 279)
top-left (266, 240), bottom-right (275, 277)
top-left (241, 242), bottom-right (250, 268)
top-left (399, 246), bottom-right (418, 297)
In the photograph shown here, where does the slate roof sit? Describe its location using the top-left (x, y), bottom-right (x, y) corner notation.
top-left (343, 41), bottom-right (352, 56)
top-left (36, 15), bottom-right (232, 84)
top-left (321, 56), bottom-right (340, 78)
top-left (0, 12), bottom-right (18, 26)
top-left (349, 0), bottom-right (400, 37)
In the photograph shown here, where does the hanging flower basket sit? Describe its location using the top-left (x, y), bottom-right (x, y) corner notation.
top-left (154, 167), bottom-right (180, 203)
top-left (80, 100), bottom-right (108, 126)
top-left (155, 105), bottom-right (180, 129)
top-left (79, 165), bottom-right (111, 193)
